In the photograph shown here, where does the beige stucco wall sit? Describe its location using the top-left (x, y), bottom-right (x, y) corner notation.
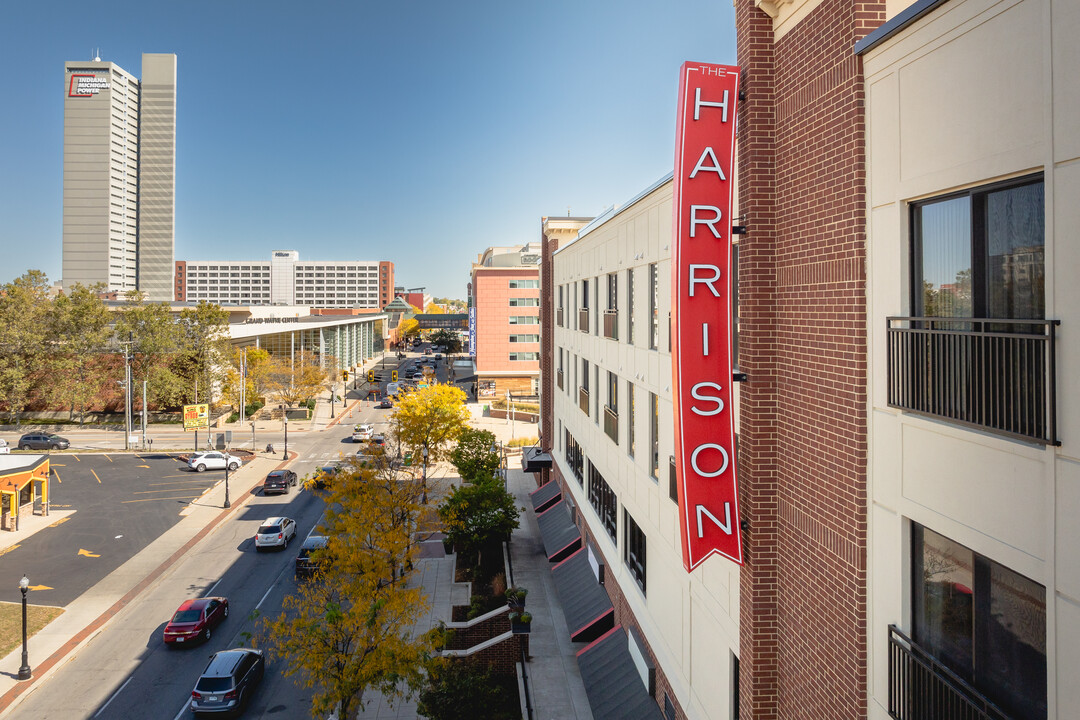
top-left (552, 179), bottom-right (741, 719)
top-left (863, 0), bottom-right (1079, 716)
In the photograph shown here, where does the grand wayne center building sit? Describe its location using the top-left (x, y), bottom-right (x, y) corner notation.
top-left (537, 0), bottom-right (1078, 718)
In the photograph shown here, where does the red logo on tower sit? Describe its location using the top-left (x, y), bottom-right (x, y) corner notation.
top-left (671, 62), bottom-right (742, 571)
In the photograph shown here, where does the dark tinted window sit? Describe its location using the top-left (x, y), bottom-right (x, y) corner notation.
top-left (196, 677), bottom-right (232, 692)
top-left (258, 525), bottom-right (281, 534)
top-left (172, 609), bottom-right (202, 623)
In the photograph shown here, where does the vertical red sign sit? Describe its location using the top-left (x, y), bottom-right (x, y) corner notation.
top-left (671, 62), bottom-right (742, 571)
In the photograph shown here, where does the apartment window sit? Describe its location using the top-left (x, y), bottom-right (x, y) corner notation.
top-left (627, 268), bottom-right (635, 344)
top-left (508, 334), bottom-right (540, 343)
top-left (912, 523), bottom-right (1046, 719)
top-left (508, 352), bottom-right (539, 361)
top-left (557, 285), bottom-right (565, 327)
top-left (582, 279), bottom-right (589, 309)
top-left (649, 263), bottom-right (659, 349)
top-left (627, 381), bottom-right (635, 457)
top-left (624, 510), bottom-right (646, 595)
top-left (913, 175), bottom-right (1044, 321)
top-left (607, 273), bottom-right (617, 311)
top-left (606, 371), bottom-right (617, 414)
top-left (564, 430), bottom-right (584, 484)
top-left (588, 463), bottom-right (617, 540)
top-left (509, 316), bottom-right (539, 325)
top-left (509, 298), bottom-right (540, 307)
top-left (594, 365), bottom-right (600, 424)
top-left (509, 279), bottom-right (539, 289)
top-left (649, 393), bottom-right (659, 479)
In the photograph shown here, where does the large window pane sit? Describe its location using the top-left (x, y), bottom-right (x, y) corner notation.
top-left (984, 562), bottom-right (1047, 718)
top-left (917, 196), bottom-right (972, 317)
top-left (915, 526), bottom-right (974, 677)
top-left (986, 182), bottom-right (1045, 321)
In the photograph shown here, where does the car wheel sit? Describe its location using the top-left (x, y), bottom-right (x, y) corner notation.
top-left (228, 462), bottom-right (239, 471)
top-left (196, 464), bottom-right (206, 472)
top-left (50, 444), bottom-right (61, 451)
top-left (203, 626), bottom-right (211, 642)
top-left (18, 444), bottom-right (28, 451)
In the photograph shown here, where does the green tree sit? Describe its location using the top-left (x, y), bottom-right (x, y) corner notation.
top-left (449, 428), bottom-right (500, 483)
top-left (437, 474), bottom-right (521, 557)
top-left (0, 271), bottom-right (52, 426)
top-left (173, 301), bottom-right (231, 407)
top-left (49, 283), bottom-right (112, 424)
top-left (429, 329), bottom-right (462, 354)
top-left (393, 384), bottom-right (470, 463)
top-left (263, 454), bottom-right (434, 718)
top-left (398, 317), bottom-right (420, 341)
top-left (417, 658), bottom-right (519, 720)
top-left (114, 291), bottom-right (185, 409)
top-left (266, 350), bottom-right (328, 407)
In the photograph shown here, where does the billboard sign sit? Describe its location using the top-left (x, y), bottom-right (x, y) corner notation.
top-left (183, 403), bottom-right (210, 430)
top-left (468, 306), bottom-right (477, 356)
top-left (68, 73), bottom-right (109, 97)
top-left (671, 62), bottom-right (743, 570)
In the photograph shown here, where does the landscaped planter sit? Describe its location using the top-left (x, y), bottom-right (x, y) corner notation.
top-left (509, 611), bottom-right (532, 634)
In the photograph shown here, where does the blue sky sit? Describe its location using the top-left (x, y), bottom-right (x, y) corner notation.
top-left (1, 1), bottom-right (736, 300)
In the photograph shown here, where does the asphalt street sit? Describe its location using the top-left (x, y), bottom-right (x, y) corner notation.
top-left (5, 346), bottom-right (448, 720)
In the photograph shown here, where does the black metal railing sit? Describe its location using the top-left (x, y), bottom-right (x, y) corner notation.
top-left (603, 310), bottom-right (619, 340)
top-left (603, 406), bottom-right (618, 444)
top-left (888, 625), bottom-right (1012, 720)
top-left (886, 317), bottom-right (1059, 445)
top-left (556, 307), bottom-right (564, 328)
top-left (579, 308), bottom-right (590, 333)
top-left (579, 387), bottom-right (590, 416)
top-left (556, 369), bottom-right (564, 391)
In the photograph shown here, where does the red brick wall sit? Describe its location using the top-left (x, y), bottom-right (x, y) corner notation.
top-left (734, 0), bottom-right (883, 717)
top-left (540, 230), bottom-right (558, 487)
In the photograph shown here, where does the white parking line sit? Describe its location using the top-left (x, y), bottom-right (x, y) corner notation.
top-left (95, 676), bottom-right (132, 717)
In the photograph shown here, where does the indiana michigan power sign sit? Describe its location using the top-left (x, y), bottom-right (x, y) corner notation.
top-left (671, 62), bottom-right (743, 570)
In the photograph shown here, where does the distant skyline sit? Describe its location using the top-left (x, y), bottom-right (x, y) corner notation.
top-left (1, 1), bottom-right (736, 300)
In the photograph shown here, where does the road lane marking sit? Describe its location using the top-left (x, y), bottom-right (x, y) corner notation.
top-left (173, 698), bottom-right (189, 720)
top-left (103, 455), bottom-right (112, 462)
top-left (148, 479), bottom-right (214, 486)
top-left (49, 517), bottom-right (70, 528)
top-left (53, 468), bottom-right (61, 483)
top-left (78, 548), bottom-right (100, 558)
top-left (121, 495), bottom-right (201, 504)
top-left (204, 579), bottom-right (221, 597)
top-left (136, 465), bottom-right (149, 468)
top-left (95, 676), bottom-right (132, 717)
top-left (0, 545), bottom-right (20, 557)
top-left (71, 455), bottom-right (80, 461)
top-left (90, 469), bottom-right (102, 484)
top-left (51, 463), bottom-right (65, 467)
top-left (28, 585), bottom-right (52, 591)
top-left (132, 487), bottom-right (208, 495)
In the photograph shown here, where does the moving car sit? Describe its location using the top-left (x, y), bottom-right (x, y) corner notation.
top-left (164, 596), bottom-right (229, 645)
top-left (189, 648), bottom-right (265, 716)
top-left (0, 439), bottom-right (9, 455)
top-left (352, 423), bottom-right (375, 442)
top-left (188, 452), bottom-right (240, 472)
top-left (295, 535), bottom-right (330, 579)
top-left (262, 469), bottom-right (297, 495)
top-left (376, 397), bottom-right (393, 409)
top-left (254, 516), bottom-right (296, 551)
top-left (17, 433), bottom-right (69, 451)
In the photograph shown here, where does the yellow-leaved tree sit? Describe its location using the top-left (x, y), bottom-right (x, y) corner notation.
top-left (262, 452), bottom-right (436, 718)
top-left (392, 384), bottom-right (470, 463)
top-left (265, 350), bottom-right (328, 407)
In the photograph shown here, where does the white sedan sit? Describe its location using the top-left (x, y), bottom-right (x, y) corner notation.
top-left (0, 439), bottom-right (8, 455)
top-left (187, 451), bottom-right (240, 472)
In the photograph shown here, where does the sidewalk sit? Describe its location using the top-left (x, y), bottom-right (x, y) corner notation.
top-left (0, 449), bottom-right (295, 718)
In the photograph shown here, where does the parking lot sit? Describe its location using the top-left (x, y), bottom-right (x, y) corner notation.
top-left (0, 452), bottom-right (235, 606)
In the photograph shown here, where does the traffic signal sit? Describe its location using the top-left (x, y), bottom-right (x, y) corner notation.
top-left (367, 370), bottom-right (375, 382)
top-left (392, 370), bottom-right (398, 381)
top-left (342, 370), bottom-right (348, 381)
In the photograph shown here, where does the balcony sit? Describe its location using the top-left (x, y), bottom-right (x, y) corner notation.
top-left (887, 625), bottom-right (1012, 720)
top-left (603, 310), bottom-right (619, 340)
top-left (557, 307), bottom-right (564, 328)
top-left (579, 387), bottom-right (590, 416)
top-left (603, 406), bottom-right (618, 444)
top-left (578, 308), bottom-right (590, 332)
top-left (886, 317), bottom-right (1059, 445)
top-left (556, 368), bottom-right (564, 391)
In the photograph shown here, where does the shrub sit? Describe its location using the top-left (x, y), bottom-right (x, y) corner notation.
top-left (506, 436), bottom-right (538, 448)
top-left (417, 658), bottom-right (520, 720)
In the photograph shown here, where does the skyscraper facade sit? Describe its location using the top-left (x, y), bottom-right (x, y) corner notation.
top-left (62, 53), bottom-right (176, 300)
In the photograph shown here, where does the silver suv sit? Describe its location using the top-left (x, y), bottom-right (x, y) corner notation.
top-left (190, 648), bottom-right (264, 715)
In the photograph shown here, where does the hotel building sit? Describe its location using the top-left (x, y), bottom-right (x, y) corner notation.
top-left (470, 243), bottom-right (543, 399)
top-left (174, 252), bottom-right (394, 309)
top-left (62, 54), bottom-right (176, 300)
top-left (535, 0), bottom-right (1077, 717)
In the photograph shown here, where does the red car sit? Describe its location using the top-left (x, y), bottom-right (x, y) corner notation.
top-left (164, 596), bottom-right (229, 645)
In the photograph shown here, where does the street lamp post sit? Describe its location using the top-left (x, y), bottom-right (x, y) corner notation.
top-left (251, 421), bottom-right (256, 451)
top-left (491, 441), bottom-right (507, 488)
top-left (283, 416), bottom-right (289, 461)
top-left (224, 456), bottom-right (231, 509)
top-left (330, 382), bottom-right (336, 418)
top-left (421, 446), bottom-right (429, 505)
top-left (18, 575), bottom-right (31, 681)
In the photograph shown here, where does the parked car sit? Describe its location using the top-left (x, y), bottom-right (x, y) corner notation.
top-left (254, 516), bottom-right (296, 551)
top-left (262, 469), bottom-right (297, 495)
top-left (0, 439), bottom-right (9, 455)
top-left (376, 397), bottom-right (393, 409)
top-left (17, 433), bottom-right (69, 451)
top-left (188, 452), bottom-right (240, 472)
top-left (189, 648), bottom-right (265, 716)
top-left (164, 596), bottom-right (229, 645)
top-left (295, 535), bottom-right (330, 579)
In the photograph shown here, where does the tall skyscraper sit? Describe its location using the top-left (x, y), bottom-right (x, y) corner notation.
top-left (62, 53), bottom-right (176, 300)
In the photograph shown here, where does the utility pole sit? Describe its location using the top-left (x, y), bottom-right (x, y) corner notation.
top-left (142, 380), bottom-right (148, 450)
top-left (118, 339), bottom-right (133, 451)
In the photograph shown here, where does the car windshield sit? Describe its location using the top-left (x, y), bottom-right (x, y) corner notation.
top-left (258, 525), bottom-right (281, 534)
top-left (195, 677), bottom-right (232, 692)
top-left (265, 474), bottom-right (283, 482)
top-left (172, 609), bottom-right (202, 623)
